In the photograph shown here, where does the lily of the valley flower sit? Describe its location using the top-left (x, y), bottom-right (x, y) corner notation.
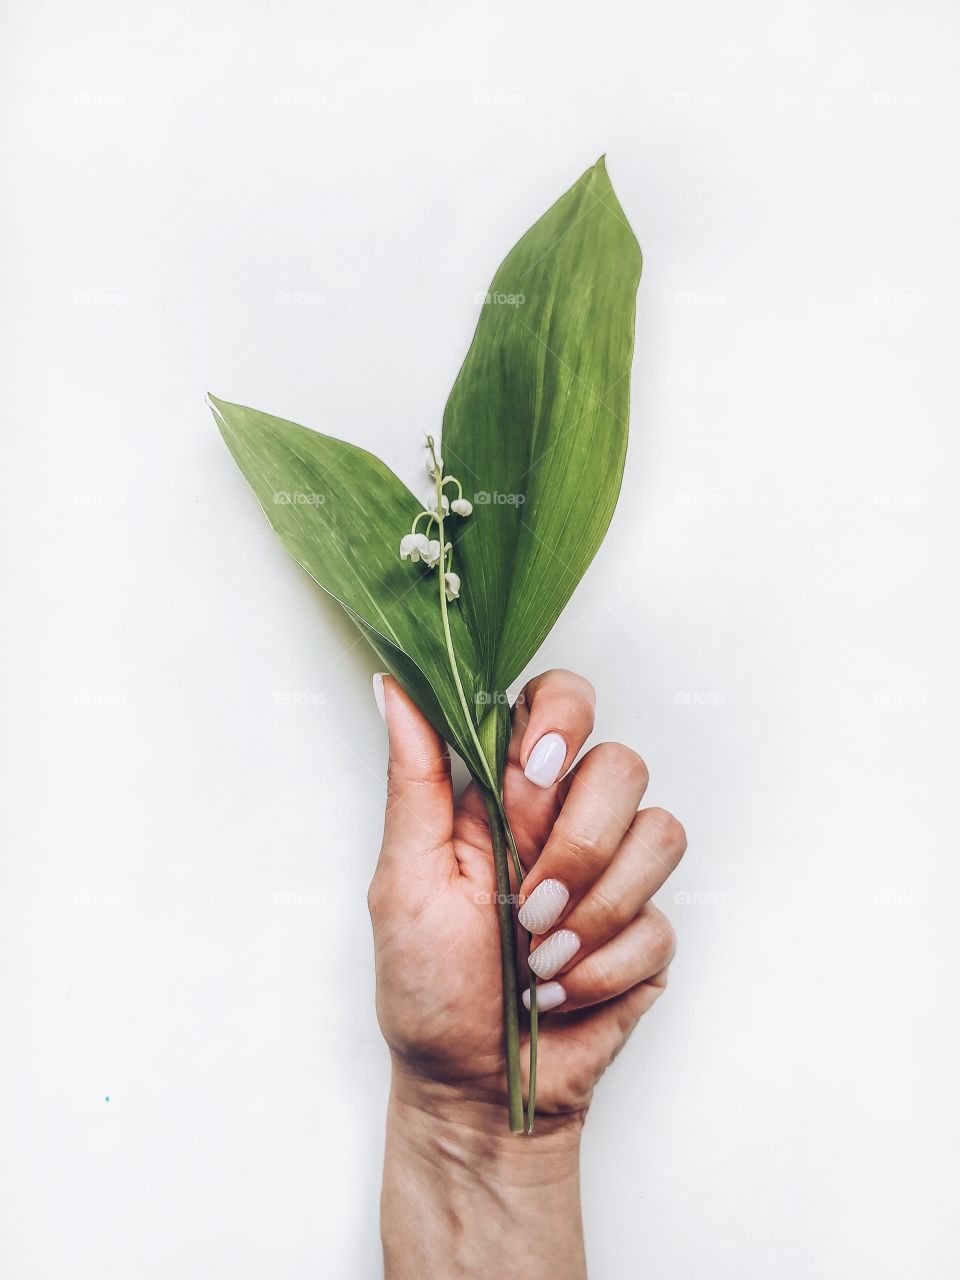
top-left (399, 529), bottom-right (427, 560)
top-left (403, 439), bottom-right (470, 588)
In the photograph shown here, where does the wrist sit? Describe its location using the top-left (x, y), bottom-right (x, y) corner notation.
top-left (382, 1064), bottom-right (586, 1279)
top-left (390, 1062), bottom-right (585, 1169)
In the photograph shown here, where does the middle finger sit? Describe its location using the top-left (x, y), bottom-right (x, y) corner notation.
top-left (517, 741), bottom-right (649, 931)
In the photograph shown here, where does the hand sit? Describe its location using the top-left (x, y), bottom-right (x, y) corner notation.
top-left (370, 667), bottom-right (685, 1118)
top-left (369, 669), bottom-right (686, 1279)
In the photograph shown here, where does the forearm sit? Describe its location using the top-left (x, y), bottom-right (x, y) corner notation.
top-left (381, 1068), bottom-right (587, 1280)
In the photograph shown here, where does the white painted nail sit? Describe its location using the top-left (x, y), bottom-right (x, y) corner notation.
top-left (518, 879), bottom-right (570, 934)
top-left (528, 929), bottom-right (580, 979)
top-left (523, 732), bottom-right (567, 788)
top-left (522, 981), bottom-right (566, 1011)
top-left (372, 672), bottom-right (387, 722)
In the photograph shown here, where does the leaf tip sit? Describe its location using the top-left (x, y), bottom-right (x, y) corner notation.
top-left (206, 393), bottom-right (233, 442)
top-left (587, 155), bottom-right (642, 275)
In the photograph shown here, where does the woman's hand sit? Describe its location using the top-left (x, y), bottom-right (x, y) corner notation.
top-left (369, 669), bottom-right (686, 1279)
top-left (370, 667), bottom-right (685, 1116)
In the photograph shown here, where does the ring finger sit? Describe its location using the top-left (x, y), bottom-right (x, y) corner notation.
top-left (522, 904), bottom-right (676, 1013)
top-left (524, 807), bottom-right (686, 979)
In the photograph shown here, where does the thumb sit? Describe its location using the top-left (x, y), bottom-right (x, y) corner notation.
top-left (373, 673), bottom-right (455, 872)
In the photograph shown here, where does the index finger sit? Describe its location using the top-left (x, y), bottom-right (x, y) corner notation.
top-left (510, 668), bottom-right (596, 788)
top-left (460, 669), bottom-right (596, 869)
top-left (499, 669), bottom-right (597, 868)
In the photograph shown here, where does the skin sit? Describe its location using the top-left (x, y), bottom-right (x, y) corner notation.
top-left (369, 669), bottom-right (686, 1279)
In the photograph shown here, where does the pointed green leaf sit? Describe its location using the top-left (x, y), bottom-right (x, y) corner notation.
top-left (442, 157), bottom-right (642, 691)
top-left (210, 396), bottom-right (485, 773)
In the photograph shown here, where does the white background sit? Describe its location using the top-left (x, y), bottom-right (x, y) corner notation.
top-left (2, 2), bottom-right (958, 1276)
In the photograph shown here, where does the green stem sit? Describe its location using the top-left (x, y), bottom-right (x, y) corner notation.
top-left (482, 791), bottom-right (524, 1133)
top-left (527, 976), bottom-right (538, 1133)
top-left (500, 810), bottom-right (524, 884)
top-left (430, 460), bottom-right (492, 794)
top-left (426, 436), bottom-right (536, 1134)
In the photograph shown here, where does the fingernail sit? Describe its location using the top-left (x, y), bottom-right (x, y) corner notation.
top-left (522, 981), bottom-right (566, 1012)
top-left (528, 929), bottom-right (580, 979)
top-left (523, 732), bottom-right (567, 788)
top-left (518, 879), bottom-right (570, 934)
top-left (372, 672), bottom-right (387, 722)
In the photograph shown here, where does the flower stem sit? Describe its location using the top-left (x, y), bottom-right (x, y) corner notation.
top-left (526, 976), bottom-right (538, 1133)
top-left (482, 791), bottom-right (525, 1132)
top-left (427, 436), bottom-right (536, 1134)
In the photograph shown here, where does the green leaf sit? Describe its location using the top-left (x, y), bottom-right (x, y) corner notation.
top-left (442, 157), bottom-right (642, 693)
top-left (210, 396), bottom-right (486, 774)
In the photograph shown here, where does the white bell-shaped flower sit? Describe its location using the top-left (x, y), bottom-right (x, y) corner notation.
top-left (422, 539), bottom-right (442, 569)
top-left (399, 532), bottom-right (430, 562)
top-left (444, 571), bottom-right (461, 601)
top-left (451, 497), bottom-right (473, 517)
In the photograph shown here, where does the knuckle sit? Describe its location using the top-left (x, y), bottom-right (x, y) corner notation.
top-left (558, 1051), bottom-right (599, 1107)
top-left (524, 670), bottom-right (597, 728)
top-left (366, 873), bottom-right (387, 920)
top-left (592, 742), bottom-right (649, 787)
top-left (386, 757), bottom-right (451, 793)
top-left (645, 808), bottom-right (687, 860)
top-left (580, 950), bottom-right (621, 1001)
top-left (583, 883), bottom-right (630, 933)
top-left (646, 909), bottom-right (677, 967)
top-left (542, 669), bottom-right (596, 706)
top-left (562, 827), bottom-right (605, 869)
